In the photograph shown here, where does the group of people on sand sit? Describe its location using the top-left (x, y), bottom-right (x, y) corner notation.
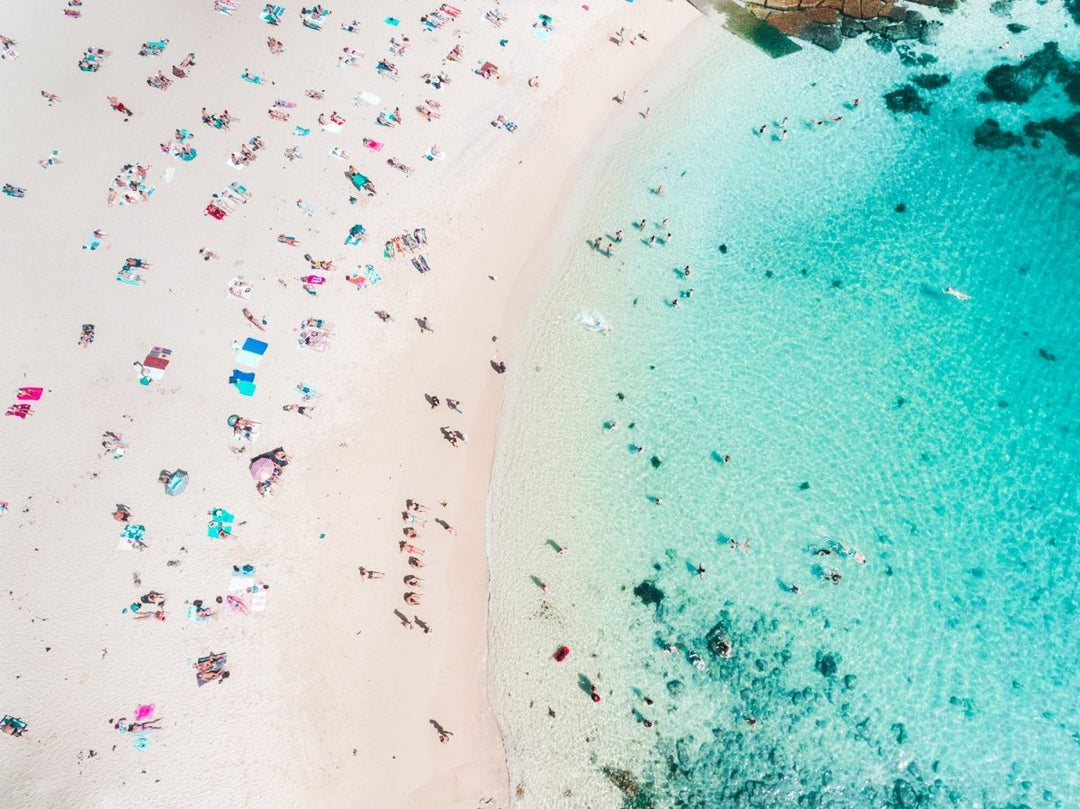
top-left (359, 498), bottom-right (453, 635)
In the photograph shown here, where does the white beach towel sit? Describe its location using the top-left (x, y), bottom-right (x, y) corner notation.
top-left (354, 91), bottom-right (381, 106)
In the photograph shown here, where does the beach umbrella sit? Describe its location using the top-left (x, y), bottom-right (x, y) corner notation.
top-left (249, 457), bottom-right (276, 481)
top-left (165, 470), bottom-right (189, 496)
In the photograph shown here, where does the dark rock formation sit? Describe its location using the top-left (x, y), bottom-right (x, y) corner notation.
top-left (1005, 22), bottom-right (1028, 33)
top-left (706, 617), bottom-right (734, 658)
top-left (1068, 0), bottom-right (1080, 25)
top-left (633, 579), bottom-right (664, 609)
top-left (1026, 113), bottom-right (1080, 156)
top-left (884, 84), bottom-right (931, 114)
top-left (973, 119), bottom-right (1023, 150)
top-left (736, 0), bottom-right (953, 52)
top-left (815, 650), bottom-right (841, 677)
top-left (912, 72), bottom-right (950, 89)
top-left (896, 43), bottom-right (938, 66)
top-left (981, 42), bottom-right (1066, 104)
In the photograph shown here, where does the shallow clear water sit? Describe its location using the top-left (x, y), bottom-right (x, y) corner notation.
top-left (490, 2), bottom-right (1080, 807)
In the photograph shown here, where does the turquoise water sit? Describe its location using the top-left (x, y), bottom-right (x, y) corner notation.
top-left (490, 2), bottom-right (1080, 807)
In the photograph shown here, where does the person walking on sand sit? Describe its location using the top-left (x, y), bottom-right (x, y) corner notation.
top-left (107, 96), bottom-right (134, 118)
top-left (446, 398), bottom-right (462, 412)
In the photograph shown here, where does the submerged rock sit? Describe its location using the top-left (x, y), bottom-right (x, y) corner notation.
top-left (981, 42), bottom-right (1066, 104)
top-left (867, 34), bottom-right (894, 54)
top-left (666, 679), bottom-right (685, 697)
top-left (706, 617), bottom-right (734, 658)
top-left (633, 579), bottom-right (664, 610)
top-left (912, 72), bottom-right (950, 89)
top-left (600, 766), bottom-right (643, 802)
top-left (815, 650), bottom-right (841, 677)
top-left (1027, 112), bottom-right (1080, 156)
top-left (884, 84), bottom-right (931, 114)
top-left (973, 119), bottom-right (1023, 150)
top-left (896, 44), bottom-right (938, 67)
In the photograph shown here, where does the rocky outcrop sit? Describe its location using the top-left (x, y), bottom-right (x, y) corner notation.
top-left (884, 84), bottom-right (931, 114)
top-left (973, 119), bottom-right (1023, 150)
top-left (1025, 113), bottom-right (1080, 156)
top-left (979, 42), bottom-right (1067, 104)
top-left (738, 0), bottom-right (953, 51)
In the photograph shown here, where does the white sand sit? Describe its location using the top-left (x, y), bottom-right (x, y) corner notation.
top-left (0, 1), bottom-right (702, 806)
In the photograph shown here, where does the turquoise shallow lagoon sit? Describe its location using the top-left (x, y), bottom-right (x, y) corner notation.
top-left (490, 2), bottom-right (1080, 807)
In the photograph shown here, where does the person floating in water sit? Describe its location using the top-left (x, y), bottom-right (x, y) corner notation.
top-left (943, 286), bottom-right (971, 301)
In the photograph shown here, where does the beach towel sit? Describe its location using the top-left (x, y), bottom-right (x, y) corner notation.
top-left (385, 16), bottom-right (399, 25)
top-left (83, 234), bottom-right (101, 250)
top-left (293, 126), bottom-right (311, 136)
top-left (206, 204), bottom-right (226, 219)
top-left (236, 381), bottom-right (256, 396)
top-left (261, 4), bottom-right (284, 23)
top-left (135, 703), bottom-right (156, 722)
top-left (225, 594), bottom-right (250, 615)
top-left (412, 255), bottom-right (432, 274)
top-left (363, 138), bottom-right (383, 151)
top-left (235, 350), bottom-right (263, 369)
top-left (353, 91), bottom-right (380, 106)
top-left (16, 387), bottom-right (43, 401)
top-left (122, 524), bottom-right (146, 540)
top-left (230, 370), bottom-right (255, 384)
top-left (186, 605), bottom-right (211, 623)
top-left (242, 338), bottom-right (268, 355)
top-left (143, 355), bottom-right (169, 370)
top-left (5, 404), bottom-right (32, 418)
top-left (321, 122), bottom-right (343, 133)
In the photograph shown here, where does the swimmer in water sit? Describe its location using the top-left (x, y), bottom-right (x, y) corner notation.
top-left (943, 286), bottom-right (971, 301)
top-left (697, 563), bottom-right (705, 580)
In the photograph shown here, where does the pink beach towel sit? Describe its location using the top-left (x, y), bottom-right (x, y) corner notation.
top-left (134, 703), bottom-right (155, 721)
top-left (16, 387), bottom-right (43, 401)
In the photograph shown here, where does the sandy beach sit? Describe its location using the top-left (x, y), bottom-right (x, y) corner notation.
top-left (0, 1), bottom-right (703, 807)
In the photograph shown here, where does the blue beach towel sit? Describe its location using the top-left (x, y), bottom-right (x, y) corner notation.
top-left (242, 338), bottom-right (268, 355)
